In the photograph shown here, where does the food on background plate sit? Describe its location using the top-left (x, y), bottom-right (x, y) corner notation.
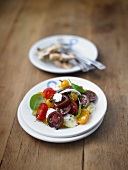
top-left (36, 44), bottom-right (76, 69)
top-left (29, 79), bottom-right (97, 130)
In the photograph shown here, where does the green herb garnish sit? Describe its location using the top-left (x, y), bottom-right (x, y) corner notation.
top-left (30, 94), bottom-right (44, 110)
top-left (69, 80), bottom-right (86, 93)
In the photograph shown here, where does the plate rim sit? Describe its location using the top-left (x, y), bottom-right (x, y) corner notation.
top-left (17, 103), bottom-right (104, 143)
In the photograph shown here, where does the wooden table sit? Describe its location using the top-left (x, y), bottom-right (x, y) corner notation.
top-left (0, 0), bottom-right (127, 169)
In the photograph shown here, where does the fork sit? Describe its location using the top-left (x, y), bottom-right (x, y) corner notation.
top-left (69, 49), bottom-right (106, 70)
top-left (57, 48), bottom-right (95, 72)
top-left (74, 58), bottom-right (95, 72)
top-left (58, 38), bottom-right (106, 70)
top-left (57, 39), bottom-right (95, 72)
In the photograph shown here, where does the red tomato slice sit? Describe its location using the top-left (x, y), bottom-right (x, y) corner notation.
top-left (70, 100), bottom-right (78, 116)
top-left (85, 90), bottom-right (97, 102)
top-left (47, 111), bottom-right (64, 129)
top-left (79, 94), bottom-right (90, 108)
top-left (36, 103), bottom-right (48, 121)
top-left (43, 88), bottom-right (56, 99)
top-left (56, 105), bottom-right (71, 115)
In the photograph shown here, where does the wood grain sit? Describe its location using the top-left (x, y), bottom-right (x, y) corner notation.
top-left (0, 0), bottom-right (128, 169)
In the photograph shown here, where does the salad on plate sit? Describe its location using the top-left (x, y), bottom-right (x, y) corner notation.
top-left (30, 79), bottom-right (97, 130)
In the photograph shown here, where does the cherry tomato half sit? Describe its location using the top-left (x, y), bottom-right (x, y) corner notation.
top-left (38, 92), bottom-right (45, 98)
top-left (70, 100), bottom-right (78, 116)
top-left (85, 90), bottom-right (97, 102)
top-left (59, 80), bottom-right (70, 88)
top-left (43, 88), bottom-right (56, 99)
top-left (47, 111), bottom-right (64, 129)
top-left (36, 103), bottom-right (48, 121)
top-left (54, 95), bottom-right (70, 108)
top-left (56, 105), bottom-right (71, 115)
top-left (69, 92), bottom-right (78, 101)
top-left (45, 99), bottom-right (54, 108)
top-left (79, 94), bottom-right (90, 108)
top-left (76, 108), bottom-right (90, 124)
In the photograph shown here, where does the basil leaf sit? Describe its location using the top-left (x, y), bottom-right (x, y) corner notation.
top-left (69, 80), bottom-right (86, 93)
top-left (75, 99), bottom-right (82, 118)
top-left (30, 94), bottom-right (44, 110)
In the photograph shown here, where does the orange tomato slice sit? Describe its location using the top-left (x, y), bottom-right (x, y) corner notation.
top-left (76, 108), bottom-right (90, 124)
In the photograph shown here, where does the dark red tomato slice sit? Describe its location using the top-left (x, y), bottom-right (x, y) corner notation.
top-left (36, 103), bottom-right (48, 121)
top-left (56, 105), bottom-right (71, 115)
top-left (54, 95), bottom-right (70, 108)
top-left (79, 94), bottom-right (90, 108)
top-left (47, 111), bottom-right (64, 129)
top-left (85, 90), bottom-right (97, 102)
top-left (43, 88), bottom-right (56, 99)
top-left (70, 100), bottom-right (78, 116)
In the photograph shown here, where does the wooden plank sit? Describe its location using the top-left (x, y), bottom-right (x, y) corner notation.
top-left (0, 0), bottom-right (128, 169)
top-left (0, 0), bottom-right (27, 162)
top-left (0, 0), bottom-right (53, 163)
top-left (1, 117), bottom-right (83, 170)
top-left (0, 0), bottom-right (26, 54)
top-left (83, 0), bottom-right (128, 170)
top-left (0, 0), bottom-right (83, 169)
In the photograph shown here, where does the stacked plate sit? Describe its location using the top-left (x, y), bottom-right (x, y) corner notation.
top-left (17, 77), bottom-right (107, 143)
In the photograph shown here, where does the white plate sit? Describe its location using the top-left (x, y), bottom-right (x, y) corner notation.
top-left (18, 103), bottom-right (104, 143)
top-left (20, 76), bottom-right (107, 138)
top-left (29, 35), bottom-right (98, 73)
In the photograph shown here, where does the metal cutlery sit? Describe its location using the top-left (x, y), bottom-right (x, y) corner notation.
top-left (57, 38), bottom-right (106, 71)
top-left (74, 58), bottom-right (95, 72)
top-left (68, 49), bottom-right (106, 70)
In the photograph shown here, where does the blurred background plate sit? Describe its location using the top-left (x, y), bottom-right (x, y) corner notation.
top-left (29, 35), bottom-right (98, 73)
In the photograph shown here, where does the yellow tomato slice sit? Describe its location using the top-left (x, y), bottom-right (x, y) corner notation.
top-left (43, 119), bottom-right (48, 125)
top-left (59, 80), bottom-right (70, 88)
top-left (70, 92), bottom-right (78, 101)
top-left (76, 108), bottom-right (90, 124)
top-left (45, 99), bottom-right (54, 108)
top-left (38, 92), bottom-right (45, 98)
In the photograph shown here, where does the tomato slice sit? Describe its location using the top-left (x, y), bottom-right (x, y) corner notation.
top-left (76, 108), bottom-right (90, 124)
top-left (47, 111), bottom-right (64, 129)
top-left (59, 80), bottom-right (70, 88)
top-left (45, 99), bottom-right (54, 108)
top-left (79, 94), bottom-right (90, 108)
top-left (54, 95), bottom-right (70, 108)
top-left (36, 103), bottom-right (48, 121)
top-left (57, 105), bottom-right (71, 115)
top-left (43, 88), bottom-right (56, 99)
top-left (70, 100), bottom-right (78, 116)
top-left (85, 90), bottom-right (97, 102)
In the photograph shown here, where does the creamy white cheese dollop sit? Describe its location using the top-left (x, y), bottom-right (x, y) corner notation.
top-left (53, 92), bottom-right (62, 102)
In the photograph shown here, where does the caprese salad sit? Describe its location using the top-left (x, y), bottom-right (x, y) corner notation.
top-left (29, 79), bottom-right (97, 129)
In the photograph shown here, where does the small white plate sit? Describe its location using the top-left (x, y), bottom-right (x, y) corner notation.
top-left (18, 103), bottom-right (104, 143)
top-left (20, 77), bottom-right (107, 138)
top-left (29, 35), bottom-right (98, 73)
